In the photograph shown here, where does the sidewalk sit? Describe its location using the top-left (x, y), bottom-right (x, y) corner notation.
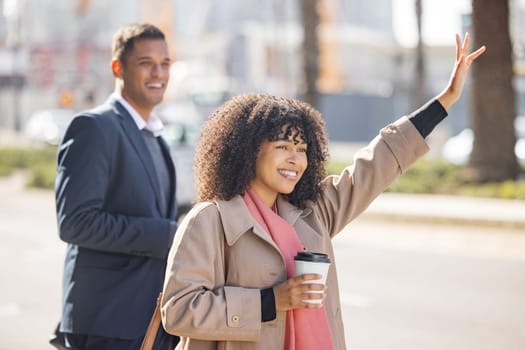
top-left (363, 192), bottom-right (525, 229)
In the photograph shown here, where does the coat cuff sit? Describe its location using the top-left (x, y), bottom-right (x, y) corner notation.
top-left (408, 99), bottom-right (448, 138)
top-left (260, 288), bottom-right (276, 322)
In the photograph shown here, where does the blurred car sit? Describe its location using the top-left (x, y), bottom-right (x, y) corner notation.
top-left (442, 116), bottom-right (525, 165)
top-left (159, 106), bottom-right (202, 216)
top-left (24, 108), bottom-right (75, 145)
top-left (164, 60), bottom-right (233, 113)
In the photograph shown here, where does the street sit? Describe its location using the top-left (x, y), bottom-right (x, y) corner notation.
top-left (334, 219), bottom-right (525, 350)
top-left (1, 174), bottom-right (525, 349)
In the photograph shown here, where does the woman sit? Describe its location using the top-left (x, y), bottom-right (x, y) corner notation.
top-left (161, 34), bottom-right (485, 349)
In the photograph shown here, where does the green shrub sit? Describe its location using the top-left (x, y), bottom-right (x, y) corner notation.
top-left (386, 159), bottom-right (462, 194)
top-left (0, 148), bottom-right (31, 168)
top-left (0, 146), bottom-right (57, 189)
top-left (0, 163), bottom-right (12, 176)
top-left (27, 163), bottom-right (56, 189)
top-left (460, 180), bottom-right (525, 200)
top-left (0, 146), bottom-right (56, 169)
top-left (326, 160), bottom-right (348, 175)
top-left (326, 157), bottom-right (525, 200)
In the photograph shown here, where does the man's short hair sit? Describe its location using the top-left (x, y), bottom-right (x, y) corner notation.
top-left (111, 23), bottom-right (166, 64)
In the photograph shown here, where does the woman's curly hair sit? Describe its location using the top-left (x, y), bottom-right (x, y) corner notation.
top-left (195, 93), bottom-right (329, 209)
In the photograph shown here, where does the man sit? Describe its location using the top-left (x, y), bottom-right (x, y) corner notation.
top-left (53, 23), bottom-right (178, 349)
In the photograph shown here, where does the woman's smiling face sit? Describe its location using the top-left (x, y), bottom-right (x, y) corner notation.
top-left (249, 126), bottom-right (308, 207)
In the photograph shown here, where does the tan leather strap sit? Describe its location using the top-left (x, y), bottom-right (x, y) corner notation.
top-left (140, 292), bottom-right (163, 350)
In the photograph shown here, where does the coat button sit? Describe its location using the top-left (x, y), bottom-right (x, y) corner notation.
top-left (232, 315), bottom-right (240, 323)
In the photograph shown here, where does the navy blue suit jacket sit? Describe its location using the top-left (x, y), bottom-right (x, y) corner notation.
top-left (55, 96), bottom-right (177, 339)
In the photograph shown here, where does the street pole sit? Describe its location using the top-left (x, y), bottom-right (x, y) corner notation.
top-left (12, 44), bottom-right (22, 132)
top-left (413, 0), bottom-right (427, 109)
top-left (5, 0), bottom-right (24, 132)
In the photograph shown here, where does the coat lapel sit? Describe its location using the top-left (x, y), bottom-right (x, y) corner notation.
top-left (276, 195), bottom-right (308, 224)
top-left (215, 195), bottom-right (307, 253)
top-left (215, 196), bottom-right (277, 249)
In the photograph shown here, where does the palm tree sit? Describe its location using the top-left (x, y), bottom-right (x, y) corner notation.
top-left (469, 0), bottom-right (519, 181)
top-left (299, 0), bottom-right (320, 108)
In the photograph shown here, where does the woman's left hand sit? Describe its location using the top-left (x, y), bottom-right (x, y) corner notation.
top-left (438, 32), bottom-right (486, 110)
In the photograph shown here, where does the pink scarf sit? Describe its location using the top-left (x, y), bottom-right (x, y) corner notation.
top-left (243, 188), bottom-right (334, 350)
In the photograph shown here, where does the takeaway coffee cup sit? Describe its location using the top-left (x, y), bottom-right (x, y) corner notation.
top-left (294, 251), bottom-right (331, 304)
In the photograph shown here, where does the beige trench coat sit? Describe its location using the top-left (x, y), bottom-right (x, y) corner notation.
top-left (162, 116), bottom-right (429, 350)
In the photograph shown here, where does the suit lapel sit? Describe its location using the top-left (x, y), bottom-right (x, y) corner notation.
top-left (110, 99), bottom-right (162, 208)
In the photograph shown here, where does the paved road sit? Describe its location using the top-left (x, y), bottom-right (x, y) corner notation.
top-left (0, 174), bottom-right (64, 350)
top-left (1, 174), bottom-right (525, 349)
top-left (334, 218), bottom-right (525, 350)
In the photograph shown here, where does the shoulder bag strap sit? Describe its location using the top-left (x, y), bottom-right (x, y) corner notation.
top-left (140, 292), bottom-right (163, 350)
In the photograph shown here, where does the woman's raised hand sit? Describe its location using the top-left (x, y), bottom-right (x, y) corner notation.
top-left (437, 32), bottom-right (486, 110)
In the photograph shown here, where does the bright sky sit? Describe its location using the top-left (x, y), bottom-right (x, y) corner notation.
top-left (393, 0), bottom-right (471, 47)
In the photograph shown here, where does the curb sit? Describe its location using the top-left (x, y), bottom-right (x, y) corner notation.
top-left (361, 211), bottom-right (525, 230)
top-left (362, 193), bottom-right (525, 230)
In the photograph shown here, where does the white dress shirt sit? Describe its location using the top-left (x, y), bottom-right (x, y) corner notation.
top-left (113, 93), bottom-right (164, 137)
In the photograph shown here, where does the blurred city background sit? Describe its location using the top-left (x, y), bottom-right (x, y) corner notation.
top-left (1, 0), bottom-right (524, 149)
